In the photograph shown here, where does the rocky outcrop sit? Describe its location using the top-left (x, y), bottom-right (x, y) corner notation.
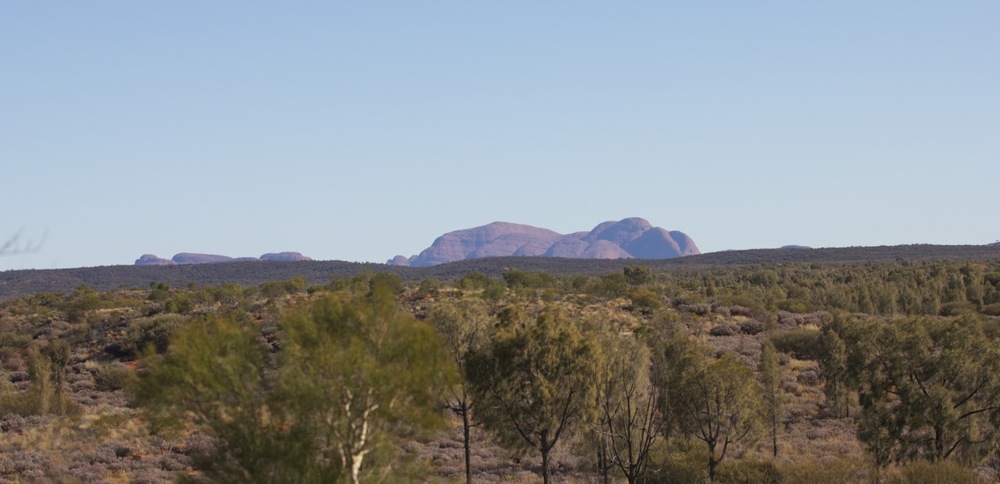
top-left (261, 252), bottom-right (312, 262)
top-left (134, 254), bottom-right (175, 266)
top-left (172, 253), bottom-right (234, 265)
top-left (404, 222), bottom-right (563, 267)
top-left (390, 218), bottom-right (699, 267)
top-left (135, 252), bottom-right (312, 266)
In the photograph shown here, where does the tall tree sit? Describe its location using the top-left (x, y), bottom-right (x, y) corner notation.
top-left (280, 290), bottom-right (455, 484)
top-left (596, 335), bottom-right (661, 484)
top-left (819, 328), bottom-right (851, 418)
top-left (135, 316), bottom-right (326, 483)
top-left (427, 299), bottom-right (492, 484)
top-left (467, 306), bottom-right (602, 484)
top-left (759, 340), bottom-right (785, 457)
top-left (855, 316), bottom-right (1000, 466)
top-left (136, 290), bottom-right (454, 483)
top-left (670, 351), bottom-right (764, 482)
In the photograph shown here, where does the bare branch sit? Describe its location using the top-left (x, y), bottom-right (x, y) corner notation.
top-left (0, 229), bottom-right (47, 257)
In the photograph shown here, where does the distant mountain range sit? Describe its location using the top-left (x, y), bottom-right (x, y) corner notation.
top-left (5, 243), bottom-right (1000, 299)
top-left (389, 217), bottom-right (699, 267)
top-left (135, 252), bottom-right (312, 266)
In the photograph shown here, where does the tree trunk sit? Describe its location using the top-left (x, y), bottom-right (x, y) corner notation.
top-left (771, 412), bottom-right (778, 457)
top-left (541, 445), bottom-right (551, 484)
top-left (462, 406), bottom-right (472, 484)
top-left (708, 451), bottom-right (718, 482)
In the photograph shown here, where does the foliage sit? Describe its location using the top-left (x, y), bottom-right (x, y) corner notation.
top-left (884, 459), bottom-right (981, 484)
top-left (426, 299), bottom-right (493, 484)
top-left (136, 291), bottom-right (453, 483)
top-left (715, 459), bottom-right (780, 484)
top-left (502, 269), bottom-right (556, 290)
top-left (623, 265), bottom-right (653, 286)
top-left (759, 340), bottom-right (784, 457)
top-left (279, 290), bottom-right (454, 483)
top-left (769, 328), bottom-right (823, 361)
top-left (777, 458), bottom-right (867, 484)
top-left (122, 314), bottom-right (186, 358)
top-left (668, 350), bottom-right (764, 481)
top-left (642, 439), bottom-right (708, 483)
top-left (7, 251), bottom-right (1000, 481)
top-left (818, 327), bottom-right (851, 418)
top-left (134, 316), bottom-right (322, 483)
top-left (467, 305), bottom-right (602, 484)
top-left (850, 316), bottom-right (1000, 466)
top-left (595, 334), bottom-right (660, 484)
top-left (92, 362), bottom-right (135, 392)
top-left (0, 345), bottom-right (77, 417)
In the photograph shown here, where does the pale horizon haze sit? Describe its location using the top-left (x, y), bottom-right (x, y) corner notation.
top-left (2, 2), bottom-right (998, 270)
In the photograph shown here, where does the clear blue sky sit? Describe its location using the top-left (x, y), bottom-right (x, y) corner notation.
top-left (2, 2), bottom-right (998, 270)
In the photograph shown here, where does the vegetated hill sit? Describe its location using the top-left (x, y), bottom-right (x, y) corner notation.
top-left (3, 243), bottom-right (1000, 299)
top-left (390, 217), bottom-right (699, 267)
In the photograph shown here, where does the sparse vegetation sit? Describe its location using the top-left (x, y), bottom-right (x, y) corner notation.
top-left (0, 257), bottom-right (999, 481)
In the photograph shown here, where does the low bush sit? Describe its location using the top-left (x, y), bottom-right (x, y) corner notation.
top-left (981, 303), bottom-right (1000, 317)
top-left (940, 301), bottom-right (975, 317)
top-left (885, 459), bottom-right (979, 484)
top-left (730, 305), bottom-right (755, 317)
top-left (779, 458), bottom-right (867, 484)
top-left (629, 289), bottom-right (663, 314)
top-left (642, 440), bottom-right (708, 483)
top-left (716, 460), bottom-right (780, 484)
top-left (710, 323), bottom-right (740, 337)
top-left (769, 328), bottom-right (822, 361)
top-left (122, 314), bottom-right (186, 357)
top-left (93, 362), bottom-right (134, 392)
top-left (738, 320), bottom-right (766, 335)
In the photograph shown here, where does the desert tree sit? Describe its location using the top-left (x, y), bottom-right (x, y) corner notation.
top-left (759, 339), bottom-right (785, 457)
top-left (135, 316), bottom-right (325, 483)
top-left (279, 289), bottom-right (455, 484)
top-left (426, 299), bottom-right (493, 484)
top-left (855, 316), bottom-right (1000, 466)
top-left (467, 305), bottom-right (603, 484)
top-left (651, 325), bottom-right (706, 439)
top-left (661, 335), bottom-right (763, 482)
top-left (819, 327), bottom-right (851, 418)
top-left (623, 265), bottom-right (653, 287)
top-left (595, 333), bottom-right (661, 484)
top-left (136, 290), bottom-right (455, 483)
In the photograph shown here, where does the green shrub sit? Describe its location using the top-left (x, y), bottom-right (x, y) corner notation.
top-left (93, 362), bottom-right (135, 392)
top-left (777, 299), bottom-right (812, 313)
top-left (642, 440), bottom-right (708, 483)
top-left (164, 294), bottom-right (193, 314)
top-left (457, 272), bottom-right (492, 290)
top-left (502, 269), bottom-right (555, 290)
top-left (596, 273), bottom-right (629, 299)
top-left (885, 459), bottom-right (979, 484)
top-left (0, 332), bottom-right (31, 349)
top-left (0, 349), bottom-right (79, 417)
top-left (124, 314), bottom-right (187, 357)
top-left (981, 303), bottom-right (1000, 317)
top-left (417, 278), bottom-right (440, 297)
top-left (940, 301), bottom-right (975, 317)
top-left (778, 458), bottom-right (867, 484)
top-left (716, 460), bottom-right (780, 484)
top-left (738, 320), bottom-right (766, 335)
top-left (769, 328), bottom-right (822, 360)
top-left (630, 289), bottom-right (663, 314)
top-left (710, 322), bottom-right (740, 337)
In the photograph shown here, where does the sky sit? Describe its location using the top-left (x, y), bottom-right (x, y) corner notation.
top-left (2, 2), bottom-right (998, 270)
